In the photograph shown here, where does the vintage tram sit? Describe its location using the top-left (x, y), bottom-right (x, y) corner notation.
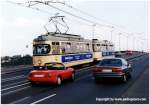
top-left (33, 32), bottom-right (114, 68)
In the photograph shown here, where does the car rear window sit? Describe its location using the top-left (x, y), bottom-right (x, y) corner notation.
top-left (99, 59), bottom-right (122, 67)
top-left (45, 63), bottom-right (65, 70)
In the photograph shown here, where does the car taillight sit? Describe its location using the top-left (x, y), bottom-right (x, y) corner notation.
top-left (112, 68), bottom-right (123, 72)
top-left (94, 68), bottom-right (102, 72)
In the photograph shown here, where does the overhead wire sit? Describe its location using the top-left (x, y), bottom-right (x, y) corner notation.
top-left (24, 1), bottom-right (114, 28)
top-left (6, 1), bottom-right (144, 38)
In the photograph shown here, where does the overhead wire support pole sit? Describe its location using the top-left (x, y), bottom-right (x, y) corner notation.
top-left (110, 26), bottom-right (114, 42)
top-left (92, 24), bottom-right (96, 39)
top-left (118, 33), bottom-right (122, 52)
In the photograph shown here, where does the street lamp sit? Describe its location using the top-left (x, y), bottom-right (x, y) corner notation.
top-left (92, 24), bottom-right (96, 39)
top-left (125, 34), bottom-right (129, 51)
top-left (118, 33), bottom-right (122, 51)
top-left (110, 26), bottom-right (114, 42)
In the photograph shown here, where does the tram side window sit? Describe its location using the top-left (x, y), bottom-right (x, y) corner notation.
top-left (66, 42), bottom-right (72, 54)
top-left (93, 44), bottom-right (99, 52)
top-left (86, 43), bottom-right (90, 52)
top-left (52, 42), bottom-right (60, 54)
top-left (97, 44), bottom-right (100, 52)
top-left (99, 44), bottom-right (103, 51)
top-left (72, 42), bottom-right (77, 53)
top-left (61, 42), bottom-right (66, 54)
top-left (89, 43), bottom-right (93, 52)
top-left (110, 45), bottom-right (114, 51)
top-left (81, 43), bottom-right (84, 52)
top-left (61, 42), bottom-right (72, 54)
top-left (101, 44), bottom-right (106, 51)
top-left (108, 45), bottom-right (111, 51)
top-left (77, 43), bottom-right (80, 53)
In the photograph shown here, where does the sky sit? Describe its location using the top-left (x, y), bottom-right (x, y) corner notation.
top-left (0, 0), bottom-right (149, 56)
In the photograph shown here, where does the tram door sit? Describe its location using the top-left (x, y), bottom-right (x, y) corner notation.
top-left (52, 42), bottom-right (60, 54)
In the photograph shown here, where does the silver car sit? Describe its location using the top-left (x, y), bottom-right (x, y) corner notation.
top-left (93, 58), bottom-right (133, 82)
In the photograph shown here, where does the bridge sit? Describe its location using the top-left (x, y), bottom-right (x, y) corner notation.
top-left (1, 52), bottom-right (149, 104)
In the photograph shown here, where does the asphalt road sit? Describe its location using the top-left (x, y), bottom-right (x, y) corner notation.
top-left (1, 54), bottom-right (149, 104)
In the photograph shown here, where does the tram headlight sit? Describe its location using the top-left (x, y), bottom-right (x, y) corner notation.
top-left (38, 60), bottom-right (42, 65)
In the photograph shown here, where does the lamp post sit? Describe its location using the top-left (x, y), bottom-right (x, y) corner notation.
top-left (92, 24), bottom-right (96, 39)
top-left (110, 26), bottom-right (114, 42)
top-left (134, 37), bottom-right (136, 51)
top-left (118, 33), bottom-right (122, 52)
top-left (133, 35), bottom-right (135, 51)
top-left (131, 34), bottom-right (135, 51)
top-left (125, 34), bottom-right (129, 51)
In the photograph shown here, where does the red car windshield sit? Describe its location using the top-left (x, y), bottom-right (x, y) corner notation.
top-left (34, 63), bottom-right (65, 70)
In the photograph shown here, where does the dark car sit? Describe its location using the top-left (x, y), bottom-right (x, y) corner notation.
top-left (114, 52), bottom-right (122, 57)
top-left (93, 58), bottom-right (132, 82)
top-left (126, 50), bottom-right (133, 55)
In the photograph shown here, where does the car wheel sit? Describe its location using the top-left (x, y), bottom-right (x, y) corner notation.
top-left (57, 77), bottom-right (62, 85)
top-left (122, 74), bottom-right (127, 82)
top-left (70, 73), bottom-right (75, 82)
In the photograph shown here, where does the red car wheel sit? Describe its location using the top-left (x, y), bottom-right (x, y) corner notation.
top-left (57, 77), bottom-right (62, 85)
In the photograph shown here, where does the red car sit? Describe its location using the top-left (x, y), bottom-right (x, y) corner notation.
top-left (28, 62), bottom-right (75, 86)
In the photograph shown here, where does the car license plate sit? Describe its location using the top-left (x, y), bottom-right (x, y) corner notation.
top-left (102, 69), bottom-right (112, 72)
top-left (34, 75), bottom-right (44, 77)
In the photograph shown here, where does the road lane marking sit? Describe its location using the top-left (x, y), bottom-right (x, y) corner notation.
top-left (30, 94), bottom-right (56, 104)
top-left (10, 96), bottom-right (31, 104)
top-left (76, 74), bottom-right (92, 81)
top-left (76, 66), bottom-right (94, 73)
top-left (2, 75), bottom-right (26, 82)
top-left (2, 80), bottom-right (28, 88)
top-left (1, 82), bottom-right (30, 91)
top-left (2, 86), bottom-right (30, 96)
top-left (1, 66), bottom-right (32, 75)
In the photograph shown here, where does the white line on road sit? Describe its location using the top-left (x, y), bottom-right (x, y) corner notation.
top-left (2, 86), bottom-right (30, 96)
top-left (2, 75), bottom-right (26, 82)
top-left (30, 94), bottom-right (56, 104)
top-left (2, 80), bottom-right (28, 88)
top-left (1, 82), bottom-right (30, 91)
top-left (10, 96), bottom-right (31, 104)
top-left (76, 74), bottom-right (92, 81)
top-left (76, 65), bottom-right (94, 73)
top-left (1, 66), bottom-right (32, 75)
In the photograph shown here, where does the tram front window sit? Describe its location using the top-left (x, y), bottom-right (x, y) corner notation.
top-left (33, 44), bottom-right (50, 55)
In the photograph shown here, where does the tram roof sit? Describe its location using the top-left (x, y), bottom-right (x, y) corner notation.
top-left (34, 32), bottom-right (91, 42)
